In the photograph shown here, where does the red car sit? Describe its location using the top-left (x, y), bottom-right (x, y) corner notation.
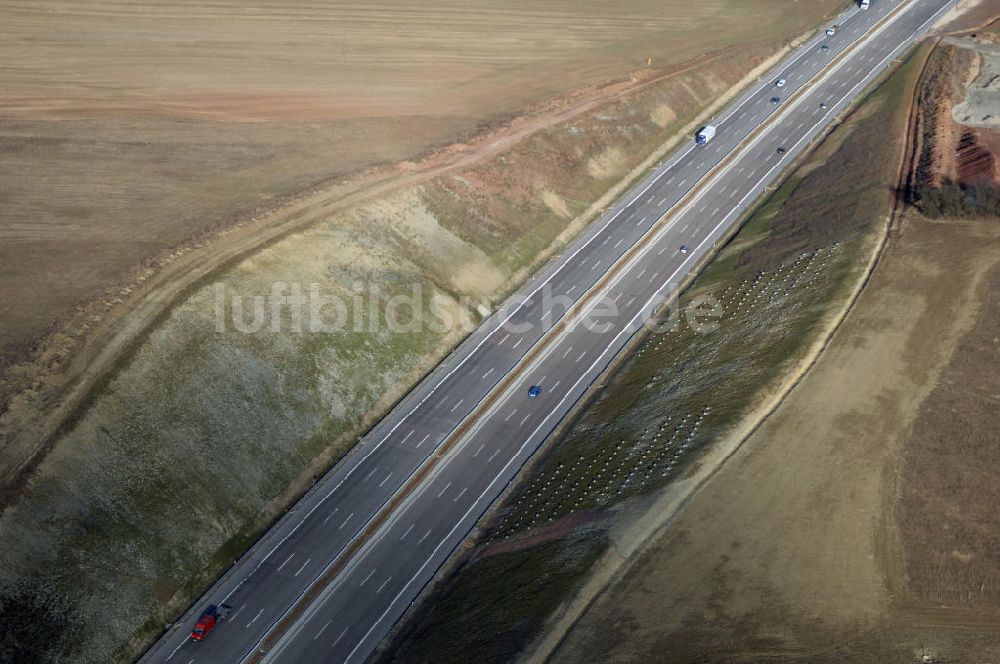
top-left (191, 604), bottom-right (230, 642)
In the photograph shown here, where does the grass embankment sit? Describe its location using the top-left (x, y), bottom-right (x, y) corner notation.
top-left (0, 25), bottom-right (822, 664)
top-left (381, 44), bottom-right (929, 664)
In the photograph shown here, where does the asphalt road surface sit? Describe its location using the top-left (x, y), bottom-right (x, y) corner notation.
top-left (141, 1), bottom-right (956, 662)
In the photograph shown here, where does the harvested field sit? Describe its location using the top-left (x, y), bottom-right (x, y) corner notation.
top-left (0, 0), bottom-right (848, 373)
top-left (0, 9), bottom-right (850, 661)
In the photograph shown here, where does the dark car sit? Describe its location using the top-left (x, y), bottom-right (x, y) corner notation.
top-left (820, 101), bottom-right (828, 109)
top-left (528, 385), bottom-right (542, 398)
top-left (776, 147), bottom-right (787, 155)
top-left (821, 44), bottom-right (829, 52)
top-left (679, 244), bottom-right (690, 254)
top-left (770, 96), bottom-right (781, 105)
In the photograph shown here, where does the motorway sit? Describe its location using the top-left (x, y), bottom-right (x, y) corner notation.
top-left (142, 1), bottom-right (957, 662)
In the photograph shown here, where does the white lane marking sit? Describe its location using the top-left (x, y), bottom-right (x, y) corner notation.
top-left (376, 577), bottom-right (392, 594)
top-left (417, 529), bottom-right (431, 545)
top-left (332, 626), bottom-right (350, 647)
top-left (363, 468), bottom-right (376, 482)
top-left (453, 487), bottom-right (468, 502)
top-left (399, 524), bottom-right (414, 541)
top-left (378, 473), bottom-right (393, 488)
top-left (602, 236), bottom-right (610, 245)
top-left (519, 413), bottom-right (531, 426)
top-left (658, 197), bottom-right (667, 205)
top-left (400, 430), bottom-right (414, 444)
top-left (482, 368), bottom-right (495, 380)
top-left (626, 296), bottom-right (636, 307)
top-left (487, 448), bottom-right (501, 463)
top-left (512, 338), bottom-right (523, 350)
top-left (321, 506), bottom-right (339, 524)
top-left (293, 559), bottom-right (311, 577)
top-left (566, 285), bottom-right (577, 294)
top-left (562, 346), bottom-right (574, 359)
top-left (505, 409), bottom-right (517, 421)
top-left (437, 482), bottom-right (452, 499)
top-left (450, 399), bottom-right (465, 413)
top-left (592, 259), bottom-right (602, 270)
top-left (550, 380), bottom-right (561, 391)
top-left (416, 434), bottom-right (430, 448)
top-left (658, 246), bottom-right (668, 255)
top-left (359, 569), bottom-right (375, 586)
top-left (612, 292), bottom-right (623, 302)
top-left (637, 268), bottom-right (646, 279)
top-left (246, 609), bottom-right (264, 628)
top-left (576, 350), bottom-right (587, 362)
top-left (614, 239), bottom-right (623, 248)
top-left (498, 333), bottom-right (509, 345)
top-left (473, 443), bottom-right (485, 457)
top-left (314, 620), bottom-right (332, 640)
top-left (679, 178), bottom-right (687, 186)
top-left (276, 554), bottom-right (295, 573)
top-left (339, 513), bottom-right (354, 529)
top-left (680, 223), bottom-right (689, 232)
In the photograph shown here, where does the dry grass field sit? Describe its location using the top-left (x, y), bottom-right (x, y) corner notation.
top-left (0, 0), bottom-right (848, 364)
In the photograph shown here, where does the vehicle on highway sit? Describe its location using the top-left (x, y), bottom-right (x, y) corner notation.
top-left (191, 604), bottom-right (231, 642)
top-left (695, 125), bottom-right (717, 145)
top-left (820, 101), bottom-right (828, 109)
top-left (679, 245), bottom-right (689, 254)
top-left (776, 147), bottom-right (787, 155)
top-left (775, 78), bottom-right (786, 88)
top-left (528, 385), bottom-right (541, 398)
top-left (821, 44), bottom-right (829, 52)
top-left (860, 0), bottom-right (870, 9)
top-left (826, 26), bottom-right (837, 37)
top-left (770, 96), bottom-right (781, 105)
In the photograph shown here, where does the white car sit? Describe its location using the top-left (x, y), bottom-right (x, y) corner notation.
top-left (826, 26), bottom-right (837, 37)
top-left (776, 79), bottom-right (786, 88)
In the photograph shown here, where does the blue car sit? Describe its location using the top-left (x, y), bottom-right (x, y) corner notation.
top-left (528, 385), bottom-right (542, 398)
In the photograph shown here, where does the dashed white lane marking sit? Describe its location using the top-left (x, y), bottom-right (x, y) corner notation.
top-left (360, 569), bottom-right (376, 586)
top-left (550, 380), bottom-right (561, 391)
top-left (612, 292), bottom-right (623, 302)
top-left (314, 620), bottom-right (332, 640)
top-left (376, 577), bottom-right (392, 594)
top-left (416, 433), bottom-right (430, 448)
top-left (505, 409), bottom-right (517, 421)
top-left (363, 468), bottom-right (376, 482)
top-left (321, 506), bottom-right (339, 524)
top-left (512, 338), bottom-right (523, 350)
top-left (566, 285), bottom-right (577, 294)
top-left (680, 223), bottom-right (689, 232)
top-left (637, 268), bottom-right (646, 279)
top-left (339, 513), bottom-right (354, 529)
top-left (499, 333), bottom-right (509, 345)
top-left (453, 487), bottom-right (468, 502)
top-left (614, 239), bottom-right (623, 248)
top-left (473, 443), bottom-right (485, 457)
top-left (658, 245), bottom-right (668, 255)
top-left (417, 529), bottom-right (431, 545)
top-left (399, 524), bottom-right (414, 541)
top-left (246, 609), bottom-right (263, 628)
top-left (626, 296), bottom-right (636, 307)
top-left (450, 399), bottom-right (465, 413)
top-left (293, 559), bottom-right (311, 577)
top-left (276, 554), bottom-right (295, 572)
top-left (592, 259), bottom-right (602, 270)
top-left (576, 350), bottom-right (587, 362)
top-left (562, 346), bottom-right (573, 359)
top-left (378, 472), bottom-right (393, 488)
top-left (400, 430), bottom-right (414, 444)
top-left (602, 236), bottom-right (610, 245)
top-left (487, 448), bottom-right (501, 463)
top-left (332, 626), bottom-right (350, 647)
top-left (482, 368), bottom-right (494, 380)
top-left (519, 413), bottom-right (530, 426)
top-left (437, 482), bottom-right (452, 498)
top-left (679, 178), bottom-right (688, 186)
top-left (658, 197), bottom-right (667, 205)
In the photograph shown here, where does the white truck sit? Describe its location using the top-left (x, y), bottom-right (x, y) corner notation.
top-left (696, 125), bottom-right (717, 145)
top-left (859, 0), bottom-right (870, 8)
